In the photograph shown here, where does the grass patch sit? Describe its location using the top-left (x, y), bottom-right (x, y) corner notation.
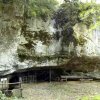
top-left (80, 95), bottom-right (100, 100)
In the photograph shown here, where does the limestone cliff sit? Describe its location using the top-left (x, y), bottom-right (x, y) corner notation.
top-left (0, 0), bottom-right (100, 76)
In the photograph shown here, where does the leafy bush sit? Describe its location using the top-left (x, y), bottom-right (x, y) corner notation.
top-left (0, 91), bottom-right (21, 100)
top-left (0, 91), bottom-right (7, 100)
top-left (53, 0), bottom-right (100, 47)
top-left (29, 0), bottom-right (58, 19)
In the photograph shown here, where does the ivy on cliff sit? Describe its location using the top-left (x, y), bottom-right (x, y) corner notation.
top-left (53, 0), bottom-right (100, 47)
top-left (53, 0), bottom-right (80, 49)
top-left (33, 30), bottom-right (52, 45)
top-left (18, 0), bottom-right (57, 60)
top-left (18, 0), bottom-right (100, 60)
top-left (29, 0), bottom-right (58, 19)
top-left (79, 2), bottom-right (100, 30)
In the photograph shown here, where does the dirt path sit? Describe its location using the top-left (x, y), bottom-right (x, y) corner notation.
top-left (21, 81), bottom-right (100, 100)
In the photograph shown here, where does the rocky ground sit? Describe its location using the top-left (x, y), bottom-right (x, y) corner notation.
top-left (21, 81), bottom-right (100, 100)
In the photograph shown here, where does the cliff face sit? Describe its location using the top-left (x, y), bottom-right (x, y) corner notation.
top-left (0, 0), bottom-right (24, 71)
top-left (0, 0), bottom-right (67, 73)
top-left (0, 0), bottom-right (100, 75)
top-left (17, 18), bottom-right (69, 69)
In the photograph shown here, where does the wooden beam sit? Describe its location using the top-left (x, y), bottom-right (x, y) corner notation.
top-left (0, 82), bottom-right (21, 85)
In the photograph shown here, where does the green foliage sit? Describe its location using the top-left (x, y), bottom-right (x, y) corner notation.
top-left (54, 0), bottom-right (100, 46)
top-left (0, 3), bottom-right (2, 11)
top-left (54, 0), bottom-right (80, 28)
top-left (79, 2), bottom-right (100, 30)
top-left (0, 91), bottom-right (20, 100)
top-left (53, 0), bottom-right (80, 47)
top-left (0, 91), bottom-right (7, 100)
top-left (76, 35), bottom-right (87, 46)
top-left (0, 0), bottom-right (13, 4)
top-left (80, 95), bottom-right (100, 100)
top-left (29, 0), bottom-right (58, 19)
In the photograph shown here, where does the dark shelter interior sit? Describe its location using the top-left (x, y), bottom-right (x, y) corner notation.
top-left (8, 74), bottom-right (19, 90)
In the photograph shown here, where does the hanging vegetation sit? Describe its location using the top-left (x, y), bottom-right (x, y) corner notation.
top-left (33, 30), bottom-right (52, 45)
top-left (28, 0), bottom-right (58, 19)
top-left (79, 2), bottom-right (100, 30)
top-left (53, 0), bottom-right (100, 46)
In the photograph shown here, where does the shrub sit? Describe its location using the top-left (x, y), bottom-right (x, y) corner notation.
top-left (0, 91), bottom-right (22, 100)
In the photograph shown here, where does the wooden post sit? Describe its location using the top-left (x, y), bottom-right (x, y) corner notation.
top-left (20, 82), bottom-right (21, 89)
top-left (20, 82), bottom-right (23, 98)
top-left (19, 77), bottom-right (23, 98)
top-left (2, 81), bottom-right (3, 90)
top-left (19, 77), bottom-right (22, 83)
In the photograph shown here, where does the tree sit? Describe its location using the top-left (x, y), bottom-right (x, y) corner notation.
top-left (53, 0), bottom-right (80, 48)
top-left (79, 2), bottom-right (100, 30)
top-left (29, 0), bottom-right (58, 19)
top-left (53, 0), bottom-right (100, 49)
